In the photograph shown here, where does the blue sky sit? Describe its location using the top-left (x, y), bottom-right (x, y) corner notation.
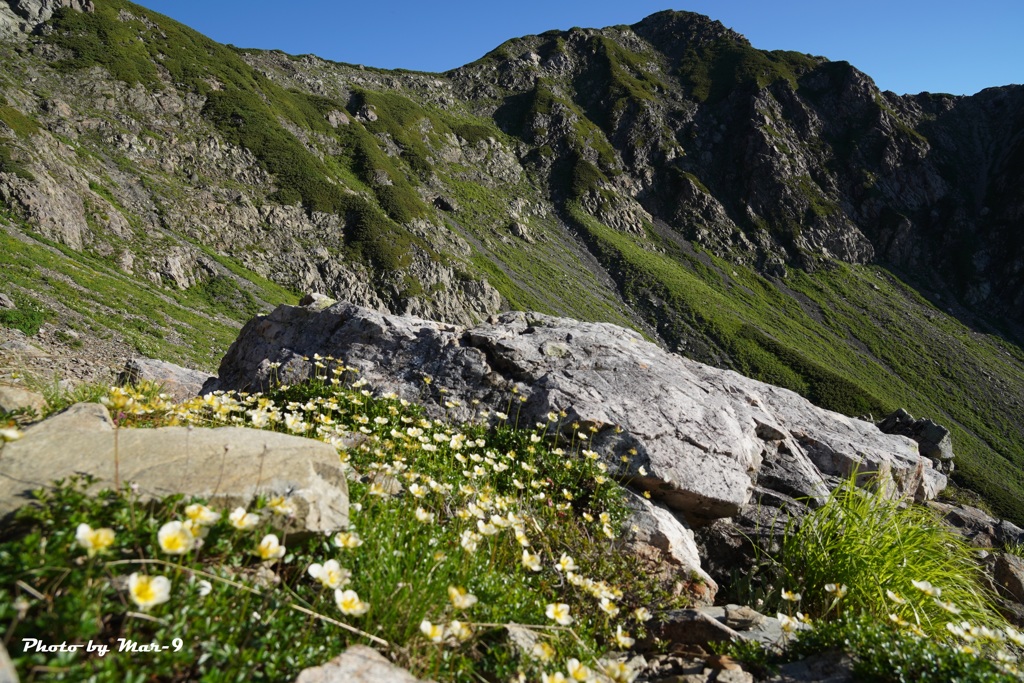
top-left (130, 1), bottom-right (1022, 96)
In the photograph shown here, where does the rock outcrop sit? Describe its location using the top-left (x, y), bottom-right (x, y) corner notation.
top-left (0, 0), bottom-right (93, 37)
top-left (0, 402), bottom-right (351, 533)
top-left (206, 301), bottom-right (946, 524)
top-left (877, 408), bottom-right (955, 473)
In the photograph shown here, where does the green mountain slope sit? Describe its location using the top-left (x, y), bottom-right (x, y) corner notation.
top-left (1, 0), bottom-right (1023, 521)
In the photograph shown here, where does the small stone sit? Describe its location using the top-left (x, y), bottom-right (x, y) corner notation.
top-left (0, 385), bottom-right (47, 416)
top-left (298, 293), bottom-right (338, 311)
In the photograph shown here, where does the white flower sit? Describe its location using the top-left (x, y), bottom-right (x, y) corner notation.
top-left (420, 619), bottom-right (444, 642)
top-left (333, 531), bottom-right (363, 549)
top-left (532, 641), bottom-right (555, 662)
top-left (778, 612), bottom-right (800, 633)
top-left (0, 427), bottom-right (23, 442)
top-left (414, 507), bottom-right (434, 524)
top-left (566, 658), bottom-right (593, 681)
top-left (546, 602), bottom-right (572, 626)
top-left (934, 598), bottom-right (961, 614)
top-left (633, 606), bottom-right (653, 622)
top-left (447, 620), bottom-right (473, 642)
top-left (522, 550), bottom-right (542, 572)
top-left (460, 529), bottom-right (481, 553)
top-left (601, 661), bottom-right (635, 683)
top-left (448, 585), bottom-right (478, 610)
top-left (911, 579), bottom-right (941, 597)
top-left (781, 589), bottom-right (802, 602)
top-left (228, 507), bottom-right (260, 530)
top-left (158, 521), bottom-right (196, 555)
top-left (335, 589), bottom-right (369, 616)
top-left (75, 523), bottom-right (115, 557)
top-left (946, 621), bottom-right (969, 639)
top-left (555, 553), bottom-right (578, 573)
top-left (128, 573), bottom-right (171, 610)
top-left (824, 583), bottom-right (848, 598)
top-left (599, 597), bottom-right (620, 617)
top-left (614, 624), bottom-right (635, 648)
top-left (308, 559), bottom-right (351, 589)
top-left (284, 412), bottom-right (307, 434)
top-left (184, 503), bottom-right (221, 526)
top-left (256, 533), bottom-right (286, 560)
top-left (886, 589), bottom-right (906, 604)
top-left (267, 496), bottom-right (295, 517)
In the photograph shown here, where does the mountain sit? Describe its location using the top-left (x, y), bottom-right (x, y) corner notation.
top-left (1, 0), bottom-right (1023, 522)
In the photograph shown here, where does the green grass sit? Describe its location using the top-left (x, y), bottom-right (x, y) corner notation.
top-left (749, 615), bottom-right (1024, 682)
top-left (0, 103), bottom-right (40, 138)
top-left (676, 38), bottom-right (820, 104)
top-left (0, 373), bottom-right (680, 682)
top-left (724, 474), bottom-right (1019, 681)
top-left (769, 474), bottom-right (1002, 635)
top-left (0, 142), bottom-right (34, 180)
top-left (45, 0), bottom-right (422, 271)
top-left (0, 222), bottom-right (292, 370)
top-left (0, 291), bottom-right (48, 336)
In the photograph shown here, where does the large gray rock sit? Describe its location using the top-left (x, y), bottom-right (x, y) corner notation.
top-left (117, 357), bottom-right (213, 403)
top-left (0, 403), bottom-right (349, 533)
top-left (205, 303), bottom-right (945, 521)
top-left (293, 645), bottom-right (425, 683)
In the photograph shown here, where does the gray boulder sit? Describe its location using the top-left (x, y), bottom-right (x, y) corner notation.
top-left (293, 645), bottom-right (425, 683)
top-left (0, 403), bottom-right (349, 533)
top-left (877, 408), bottom-right (956, 472)
top-left (117, 357), bottom-right (214, 403)
top-left (927, 501), bottom-right (1024, 548)
top-left (206, 302), bottom-right (945, 522)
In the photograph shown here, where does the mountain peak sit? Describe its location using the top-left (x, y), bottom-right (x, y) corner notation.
top-left (632, 9), bottom-right (749, 55)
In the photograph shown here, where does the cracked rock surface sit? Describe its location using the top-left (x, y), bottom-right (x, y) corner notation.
top-left (206, 301), bottom-right (944, 524)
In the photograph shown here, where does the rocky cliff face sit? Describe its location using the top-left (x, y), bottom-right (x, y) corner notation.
top-left (0, 0), bottom-right (92, 37)
top-left (2, 0), bottom-right (1024, 523)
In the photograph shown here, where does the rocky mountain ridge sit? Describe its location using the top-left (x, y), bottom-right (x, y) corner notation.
top-left (1, 0), bottom-right (1023, 523)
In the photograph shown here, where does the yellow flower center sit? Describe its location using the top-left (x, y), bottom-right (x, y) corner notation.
top-left (133, 578), bottom-right (155, 603)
